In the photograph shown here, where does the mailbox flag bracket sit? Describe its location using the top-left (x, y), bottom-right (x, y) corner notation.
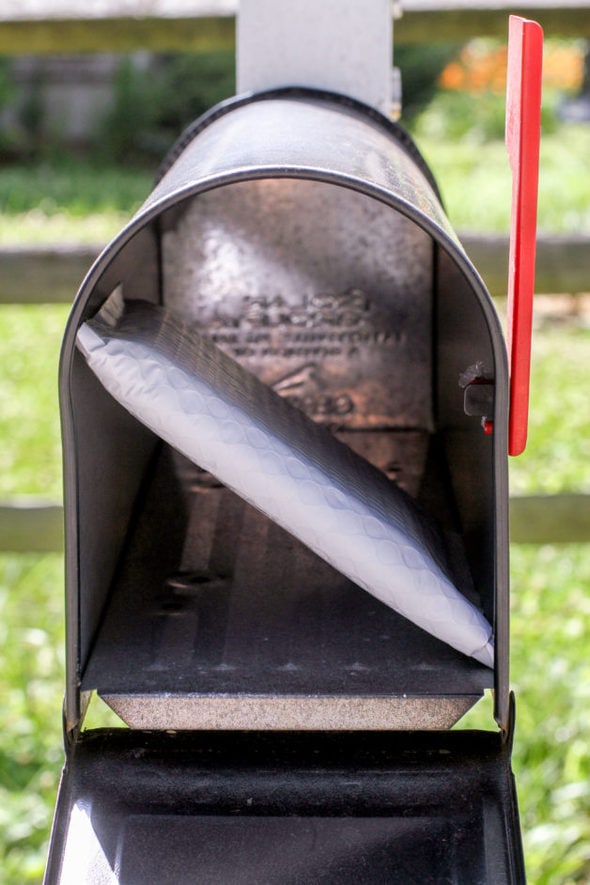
top-left (506, 15), bottom-right (543, 456)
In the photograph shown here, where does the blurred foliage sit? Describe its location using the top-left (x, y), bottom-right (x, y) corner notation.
top-left (439, 37), bottom-right (585, 95)
top-left (17, 71), bottom-right (45, 159)
top-left (1, 38), bottom-right (584, 163)
top-left (0, 160), bottom-right (149, 217)
top-left (411, 110), bottom-right (590, 234)
top-left (0, 58), bottom-right (19, 158)
top-left (0, 45), bottom-right (453, 164)
top-left (149, 51), bottom-right (236, 144)
top-left (511, 544), bottom-right (590, 884)
top-left (0, 51), bottom-right (236, 165)
top-left (0, 58), bottom-right (14, 108)
top-left (62, 51), bottom-right (234, 165)
top-left (395, 44), bottom-right (460, 121)
top-left (0, 306), bottom-right (67, 499)
top-left (509, 325), bottom-right (590, 496)
top-left (94, 57), bottom-right (162, 164)
top-left (0, 160), bottom-right (151, 245)
top-left (410, 83), bottom-right (561, 144)
top-left (0, 36), bottom-right (586, 165)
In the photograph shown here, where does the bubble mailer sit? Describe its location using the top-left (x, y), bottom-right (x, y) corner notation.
top-left (76, 297), bottom-right (494, 667)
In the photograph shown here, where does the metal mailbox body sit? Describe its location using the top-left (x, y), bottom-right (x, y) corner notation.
top-left (48, 90), bottom-right (522, 882)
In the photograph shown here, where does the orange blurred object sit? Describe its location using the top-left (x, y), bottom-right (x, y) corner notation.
top-left (439, 41), bottom-right (583, 93)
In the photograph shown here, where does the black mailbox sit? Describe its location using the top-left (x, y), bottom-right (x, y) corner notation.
top-left (45, 89), bottom-right (524, 883)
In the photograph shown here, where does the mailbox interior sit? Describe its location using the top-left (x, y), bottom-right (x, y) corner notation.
top-left (65, 178), bottom-right (502, 733)
top-left (61, 96), bottom-right (508, 735)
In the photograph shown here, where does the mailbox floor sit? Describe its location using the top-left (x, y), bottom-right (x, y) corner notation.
top-left (81, 442), bottom-right (493, 730)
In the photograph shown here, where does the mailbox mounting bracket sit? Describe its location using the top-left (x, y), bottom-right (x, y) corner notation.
top-left (237, 0), bottom-right (394, 115)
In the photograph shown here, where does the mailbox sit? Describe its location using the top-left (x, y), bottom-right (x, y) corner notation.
top-left (45, 87), bottom-right (526, 882)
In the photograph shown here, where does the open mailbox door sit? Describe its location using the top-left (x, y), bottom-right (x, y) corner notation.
top-left (47, 730), bottom-right (523, 883)
top-left (45, 13), bottom-right (542, 885)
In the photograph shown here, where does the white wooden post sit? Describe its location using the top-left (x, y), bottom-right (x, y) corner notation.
top-left (237, 0), bottom-right (395, 115)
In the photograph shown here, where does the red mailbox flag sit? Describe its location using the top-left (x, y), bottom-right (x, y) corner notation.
top-left (506, 15), bottom-right (543, 456)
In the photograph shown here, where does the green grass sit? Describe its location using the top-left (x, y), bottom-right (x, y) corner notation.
top-left (0, 159), bottom-right (151, 216)
top-left (1, 92), bottom-right (590, 883)
top-left (414, 126), bottom-right (590, 235)
top-left (413, 124), bottom-right (590, 236)
top-left (0, 305), bottom-right (67, 499)
top-left (0, 555), bottom-right (65, 882)
top-left (406, 87), bottom-right (590, 235)
top-left (0, 159), bottom-right (152, 245)
top-left (511, 543), bottom-right (590, 884)
top-left (510, 324), bottom-right (590, 496)
top-left (1, 97), bottom-right (590, 243)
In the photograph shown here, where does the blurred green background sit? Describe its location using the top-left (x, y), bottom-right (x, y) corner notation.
top-left (1, 37), bottom-right (590, 884)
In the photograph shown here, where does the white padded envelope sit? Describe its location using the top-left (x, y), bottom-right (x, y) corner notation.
top-left (76, 296), bottom-right (494, 667)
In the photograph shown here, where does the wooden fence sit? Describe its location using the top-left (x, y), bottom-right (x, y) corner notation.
top-left (2, 1), bottom-right (590, 54)
top-left (1, 0), bottom-right (590, 551)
